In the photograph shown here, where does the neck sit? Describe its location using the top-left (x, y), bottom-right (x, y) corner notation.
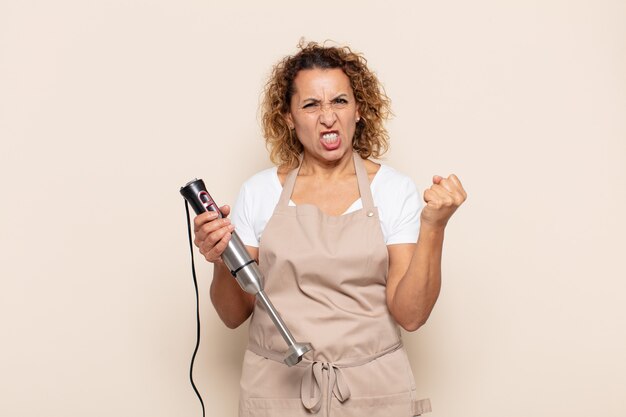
top-left (299, 151), bottom-right (355, 179)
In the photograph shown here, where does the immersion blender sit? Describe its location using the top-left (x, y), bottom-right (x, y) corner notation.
top-left (180, 178), bottom-right (313, 366)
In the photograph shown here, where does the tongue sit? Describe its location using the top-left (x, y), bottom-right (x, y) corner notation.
top-left (321, 136), bottom-right (341, 150)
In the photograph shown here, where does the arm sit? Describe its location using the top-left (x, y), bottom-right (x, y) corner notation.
top-left (386, 225), bottom-right (443, 331)
top-left (386, 174), bottom-right (466, 332)
top-left (209, 247), bottom-right (257, 329)
top-left (194, 206), bottom-right (256, 329)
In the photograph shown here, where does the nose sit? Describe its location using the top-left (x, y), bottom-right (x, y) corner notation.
top-left (319, 104), bottom-right (336, 126)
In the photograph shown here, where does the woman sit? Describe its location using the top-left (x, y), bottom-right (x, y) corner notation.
top-left (193, 41), bottom-right (466, 416)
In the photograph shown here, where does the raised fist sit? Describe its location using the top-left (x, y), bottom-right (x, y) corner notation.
top-left (421, 174), bottom-right (467, 228)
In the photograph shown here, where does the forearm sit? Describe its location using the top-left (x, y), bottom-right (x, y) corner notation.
top-left (390, 224), bottom-right (445, 331)
top-left (209, 262), bottom-right (256, 329)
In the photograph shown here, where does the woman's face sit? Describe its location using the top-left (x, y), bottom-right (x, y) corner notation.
top-left (286, 68), bottom-right (360, 164)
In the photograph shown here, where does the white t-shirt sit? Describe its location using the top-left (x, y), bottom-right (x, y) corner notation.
top-left (231, 164), bottom-right (423, 247)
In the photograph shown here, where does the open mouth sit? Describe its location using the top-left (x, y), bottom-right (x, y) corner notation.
top-left (320, 131), bottom-right (340, 150)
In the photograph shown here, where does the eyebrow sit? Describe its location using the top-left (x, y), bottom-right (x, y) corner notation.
top-left (301, 93), bottom-right (349, 103)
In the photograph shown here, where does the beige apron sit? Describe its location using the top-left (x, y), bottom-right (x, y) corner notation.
top-left (239, 152), bottom-right (431, 417)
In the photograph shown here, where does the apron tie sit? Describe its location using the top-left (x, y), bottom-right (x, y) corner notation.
top-left (248, 341), bottom-right (404, 415)
top-left (301, 361), bottom-right (351, 415)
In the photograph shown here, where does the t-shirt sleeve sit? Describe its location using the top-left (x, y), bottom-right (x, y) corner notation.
top-left (230, 182), bottom-right (259, 247)
top-left (384, 175), bottom-right (422, 245)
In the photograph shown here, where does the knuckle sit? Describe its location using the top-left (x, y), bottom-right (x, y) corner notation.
top-left (216, 237), bottom-right (227, 250)
top-left (197, 223), bottom-right (210, 236)
top-left (209, 227), bottom-right (224, 240)
top-left (211, 242), bottom-right (228, 259)
top-left (206, 235), bottom-right (218, 247)
top-left (194, 213), bottom-right (208, 227)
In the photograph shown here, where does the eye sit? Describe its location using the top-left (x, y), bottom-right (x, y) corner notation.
top-left (303, 102), bottom-right (319, 109)
top-left (333, 98), bottom-right (348, 104)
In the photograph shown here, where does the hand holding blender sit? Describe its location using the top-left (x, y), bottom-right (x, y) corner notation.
top-left (181, 179), bottom-right (313, 366)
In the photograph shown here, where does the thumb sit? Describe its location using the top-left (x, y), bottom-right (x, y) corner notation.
top-left (219, 204), bottom-right (231, 218)
top-left (432, 175), bottom-right (443, 185)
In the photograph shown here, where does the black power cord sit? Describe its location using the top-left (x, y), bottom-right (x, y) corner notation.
top-left (184, 200), bottom-right (206, 417)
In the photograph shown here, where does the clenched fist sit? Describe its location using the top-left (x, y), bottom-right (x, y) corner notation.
top-left (421, 174), bottom-right (467, 228)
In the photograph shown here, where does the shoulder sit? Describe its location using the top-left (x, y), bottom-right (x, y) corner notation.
top-left (239, 166), bottom-right (280, 194)
top-left (372, 163), bottom-right (418, 195)
top-left (231, 166), bottom-right (281, 242)
top-left (234, 166), bottom-right (281, 213)
top-left (371, 163), bottom-right (422, 244)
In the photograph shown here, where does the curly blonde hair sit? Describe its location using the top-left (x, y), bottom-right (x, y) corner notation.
top-left (261, 41), bottom-right (392, 168)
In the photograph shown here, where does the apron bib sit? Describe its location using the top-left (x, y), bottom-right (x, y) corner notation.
top-left (239, 152), bottom-right (431, 417)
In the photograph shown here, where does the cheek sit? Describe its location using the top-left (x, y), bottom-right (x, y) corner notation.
top-left (293, 115), bottom-right (316, 130)
top-left (291, 124), bottom-right (310, 142)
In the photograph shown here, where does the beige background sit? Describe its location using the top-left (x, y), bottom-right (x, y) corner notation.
top-left (1, 1), bottom-right (625, 416)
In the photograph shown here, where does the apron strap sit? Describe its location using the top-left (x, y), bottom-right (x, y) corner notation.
top-left (352, 152), bottom-right (376, 215)
top-left (301, 362), bottom-right (351, 416)
top-left (248, 341), bottom-right (404, 415)
top-left (277, 154), bottom-right (302, 208)
top-left (412, 398), bottom-right (433, 415)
